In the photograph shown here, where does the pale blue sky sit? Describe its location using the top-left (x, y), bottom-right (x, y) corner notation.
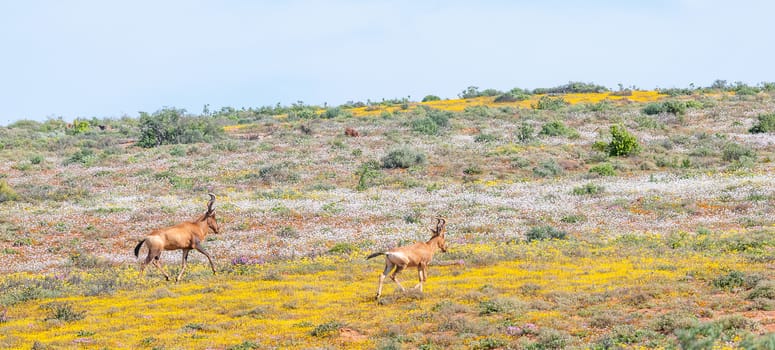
top-left (1, 0), bottom-right (773, 125)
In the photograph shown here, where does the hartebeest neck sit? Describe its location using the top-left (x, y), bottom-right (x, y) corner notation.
top-left (425, 235), bottom-right (443, 251)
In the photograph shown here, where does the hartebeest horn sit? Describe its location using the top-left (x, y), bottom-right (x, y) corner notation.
top-left (206, 193), bottom-right (216, 215)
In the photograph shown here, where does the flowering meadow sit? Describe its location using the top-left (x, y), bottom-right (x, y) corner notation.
top-left (0, 86), bottom-right (774, 349)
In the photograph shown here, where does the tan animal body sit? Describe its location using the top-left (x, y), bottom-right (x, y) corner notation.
top-left (366, 218), bottom-right (447, 299)
top-left (133, 193), bottom-right (220, 282)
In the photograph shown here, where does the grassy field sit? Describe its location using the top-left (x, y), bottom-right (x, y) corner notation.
top-left (1, 86), bottom-right (774, 349)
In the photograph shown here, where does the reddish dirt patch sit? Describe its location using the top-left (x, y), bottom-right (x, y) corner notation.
top-left (744, 310), bottom-right (775, 333)
top-left (339, 327), bottom-right (367, 342)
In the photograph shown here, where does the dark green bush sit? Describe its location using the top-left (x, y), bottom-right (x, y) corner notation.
top-left (421, 95), bottom-right (441, 102)
top-left (749, 114), bottom-right (775, 133)
top-left (381, 147), bottom-right (426, 169)
top-left (607, 125), bottom-right (640, 156)
top-left (526, 226), bottom-right (567, 242)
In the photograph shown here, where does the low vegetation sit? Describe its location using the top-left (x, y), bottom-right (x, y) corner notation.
top-left (0, 82), bottom-right (773, 348)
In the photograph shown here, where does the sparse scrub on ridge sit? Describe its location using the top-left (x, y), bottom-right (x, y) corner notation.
top-left (137, 107), bottom-right (224, 147)
top-left (422, 95), bottom-right (441, 102)
top-left (533, 81), bottom-right (609, 94)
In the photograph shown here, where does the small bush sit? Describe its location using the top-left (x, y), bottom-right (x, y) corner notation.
top-left (526, 226), bottom-right (567, 242)
top-left (589, 163), bottom-right (616, 176)
top-left (41, 301), bottom-right (85, 322)
top-left (517, 123), bottom-right (535, 143)
top-left (607, 125), bottom-right (640, 156)
top-left (532, 96), bottom-right (569, 110)
top-left (474, 133), bottom-right (498, 143)
top-left (539, 120), bottom-right (578, 138)
top-left (355, 160), bottom-right (381, 191)
top-left (381, 147), bottom-right (426, 169)
top-left (572, 183), bottom-right (604, 195)
top-left (747, 281), bottom-right (775, 300)
top-left (532, 159), bottom-right (562, 178)
top-left (722, 143), bottom-right (756, 162)
top-left (749, 113), bottom-right (775, 133)
top-left (421, 95), bottom-right (441, 102)
top-left (0, 180), bottom-right (17, 202)
top-left (411, 117), bottom-right (439, 135)
top-left (311, 320), bottom-right (343, 337)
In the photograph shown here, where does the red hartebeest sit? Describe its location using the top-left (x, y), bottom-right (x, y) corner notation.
top-left (133, 193), bottom-right (220, 282)
top-left (366, 218), bottom-right (447, 299)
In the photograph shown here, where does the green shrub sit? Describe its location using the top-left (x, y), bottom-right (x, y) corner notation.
top-left (311, 320), bottom-right (343, 337)
top-left (411, 117), bottom-right (438, 135)
top-left (532, 96), bottom-right (569, 110)
top-left (320, 107), bottom-right (351, 119)
top-left (526, 226), bottom-right (567, 242)
top-left (607, 125), bottom-right (640, 156)
top-left (517, 123), bottom-right (536, 143)
top-left (421, 95), bottom-right (441, 102)
top-left (712, 271), bottom-right (762, 291)
top-left (65, 148), bottom-right (97, 166)
top-left (539, 120), bottom-right (578, 138)
top-left (749, 113), bottom-right (775, 133)
top-left (355, 160), bottom-right (381, 191)
top-left (474, 134), bottom-right (498, 143)
top-left (722, 143), bottom-right (756, 162)
top-left (747, 281), bottom-right (775, 300)
top-left (642, 103), bottom-right (665, 115)
top-left (589, 163), bottom-right (616, 176)
top-left (381, 147), bottom-right (426, 169)
top-left (41, 301), bottom-right (85, 322)
top-left (572, 183), bottom-right (604, 195)
top-left (0, 180), bottom-right (17, 202)
top-left (532, 159), bottom-right (562, 178)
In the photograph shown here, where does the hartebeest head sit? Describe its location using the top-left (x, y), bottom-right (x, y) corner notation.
top-left (430, 217), bottom-right (447, 253)
top-left (202, 193), bottom-right (219, 234)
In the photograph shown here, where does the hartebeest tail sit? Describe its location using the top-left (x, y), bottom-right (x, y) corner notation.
top-left (134, 193), bottom-right (221, 282)
top-left (367, 218), bottom-right (447, 299)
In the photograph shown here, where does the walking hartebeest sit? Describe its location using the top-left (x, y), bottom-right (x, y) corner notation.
top-left (133, 193), bottom-right (220, 282)
top-left (367, 218), bottom-right (447, 299)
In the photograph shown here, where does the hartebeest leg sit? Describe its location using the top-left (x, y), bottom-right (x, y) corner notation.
top-left (390, 265), bottom-right (407, 292)
top-left (414, 264), bottom-right (428, 291)
top-left (376, 261), bottom-right (394, 299)
top-left (176, 249), bottom-right (190, 282)
top-left (152, 258), bottom-right (171, 281)
top-left (195, 241), bottom-right (216, 274)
